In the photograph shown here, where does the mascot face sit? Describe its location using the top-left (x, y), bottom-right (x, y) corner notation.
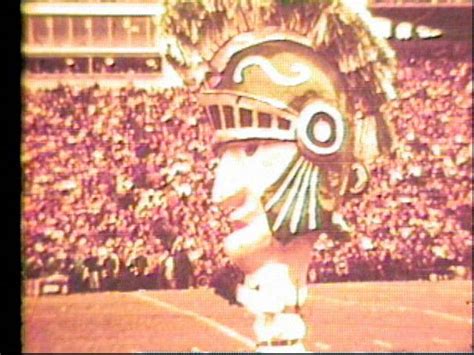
top-left (199, 40), bottom-right (369, 277)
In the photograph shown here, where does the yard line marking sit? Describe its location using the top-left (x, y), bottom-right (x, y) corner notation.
top-left (314, 295), bottom-right (358, 306)
top-left (373, 339), bottom-right (393, 350)
top-left (130, 292), bottom-right (255, 349)
top-left (432, 337), bottom-right (451, 345)
top-left (314, 341), bottom-right (331, 351)
top-left (422, 309), bottom-right (472, 325)
top-left (314, 295), bottom-right (472, 325)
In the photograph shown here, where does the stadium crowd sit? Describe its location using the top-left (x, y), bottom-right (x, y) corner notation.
top-left (312, 53), bottom-right (472, 283)
top-left (23, 84), bottom-right (236, 295)
top-left (23, 47), bottom-right (472, 296)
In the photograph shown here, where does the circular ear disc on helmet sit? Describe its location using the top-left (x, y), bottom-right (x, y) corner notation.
top-left (296, 101), bottom-right (345, 156)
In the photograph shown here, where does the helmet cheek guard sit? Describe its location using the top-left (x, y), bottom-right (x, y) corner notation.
top-left (296, 101), bottom-right (346, 159)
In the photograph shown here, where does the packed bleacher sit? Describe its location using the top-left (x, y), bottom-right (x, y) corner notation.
top-left (22, 47), bottom-right (472, 296)
top-left (22, 84), bottom-right (235, 295)
top-left (311, 53), bottom-right (472, 283)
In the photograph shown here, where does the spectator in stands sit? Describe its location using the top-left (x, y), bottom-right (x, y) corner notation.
top-left (174, 247), bottom-right (194, 289)
top-left (101, 247), bottom-right (120, 291)
top-left (84, 247), bottom-right (101, 292)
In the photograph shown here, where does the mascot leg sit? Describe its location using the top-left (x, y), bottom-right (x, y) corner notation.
top-left (236, 263), bottom-right (308, 353)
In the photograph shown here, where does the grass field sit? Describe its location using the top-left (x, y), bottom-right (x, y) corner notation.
top-left (23, 280), bottom-right (472, 353)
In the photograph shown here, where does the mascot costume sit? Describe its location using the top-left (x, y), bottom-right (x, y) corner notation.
top-left (158, 0), bottom-right (398, 352)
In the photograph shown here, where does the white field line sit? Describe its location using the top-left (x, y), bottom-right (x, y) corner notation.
top-left (422, 309), bottom-right (472, 325)
top-left (129, 292), bottom-right (255, 349)
top-left (313, 295), bottom-right (357, 306)
top-left (314, 295), bottom-right (472, 325)
top-left (373, 339), bottom-right (393, 350)
top-left (431, 337), bottom-right (451, 345)
top-left (314, 341), bottom-right (331, 351)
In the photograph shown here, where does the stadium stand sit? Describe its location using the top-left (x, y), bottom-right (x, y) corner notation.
top-left (22, 40), bottom-right (472, 295)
